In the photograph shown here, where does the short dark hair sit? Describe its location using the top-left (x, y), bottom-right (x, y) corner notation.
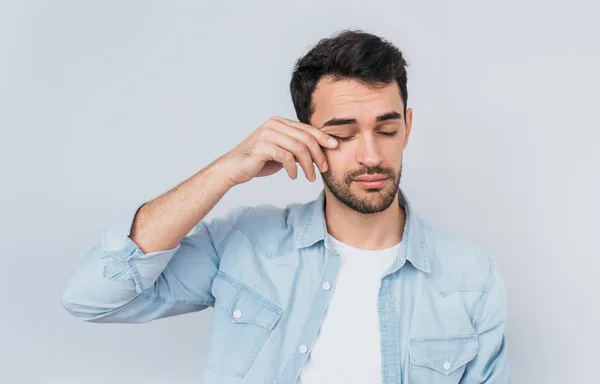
top-left (290, 29), bottom-right (409, 125)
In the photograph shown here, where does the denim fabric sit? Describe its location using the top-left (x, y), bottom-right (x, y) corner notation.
top-left (62, 188), bottom-right (509, 383)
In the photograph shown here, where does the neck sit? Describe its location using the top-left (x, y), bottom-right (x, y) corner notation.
top-left (323, 189), bottom-right (406, 250)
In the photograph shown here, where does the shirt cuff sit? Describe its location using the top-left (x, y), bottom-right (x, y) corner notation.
top-left (98, 202), bottom-right (180, 293)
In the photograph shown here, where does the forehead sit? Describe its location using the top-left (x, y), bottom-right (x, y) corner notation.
top-left (310, 76), bottom-right (404, 127)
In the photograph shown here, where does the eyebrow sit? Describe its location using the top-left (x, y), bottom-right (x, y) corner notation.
top-left (321, 111), bottom-right (402, 128)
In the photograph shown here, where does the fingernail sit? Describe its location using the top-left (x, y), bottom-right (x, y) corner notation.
top-left (328, 138), bottom-right (338, 147)
top-left (322, 161), bottom-right (328, 172)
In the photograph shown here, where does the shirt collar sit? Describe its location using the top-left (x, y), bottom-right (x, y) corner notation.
top-left (295, 187), bottom-right (431, 274)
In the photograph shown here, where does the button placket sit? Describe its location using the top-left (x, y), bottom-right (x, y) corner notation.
top-left (277, 244), bottom-right (340, 382)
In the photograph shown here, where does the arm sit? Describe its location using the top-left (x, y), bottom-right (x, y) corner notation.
top-left (60, 161), bottom-right (241, 323)
top-left (60, 116), bottom-right (337, 323)
top-left (461, 258), bottom-right (510, 383)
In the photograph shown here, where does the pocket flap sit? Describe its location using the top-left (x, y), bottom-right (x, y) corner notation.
top-left (409, 334), bottom-right (479, 375)
top-left (211, 272), bottom-right (282, 330)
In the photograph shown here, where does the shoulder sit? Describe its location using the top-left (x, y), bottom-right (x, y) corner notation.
top-left (233, 199), bottom-right (311, 232)
top-left (417, 216), bottom-right (503, 295)
top-left (214, 199), bottom-right (313, 258)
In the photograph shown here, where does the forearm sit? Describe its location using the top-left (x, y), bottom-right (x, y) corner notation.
top-left (130, 159), bottom-right (237, 254)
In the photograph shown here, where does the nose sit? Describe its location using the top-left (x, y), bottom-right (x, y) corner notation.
top-left (355, 135), bottom-right (383, 168)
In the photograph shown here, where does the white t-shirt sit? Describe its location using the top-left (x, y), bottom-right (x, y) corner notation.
top-left (297, 233), bottom-right (401, 384)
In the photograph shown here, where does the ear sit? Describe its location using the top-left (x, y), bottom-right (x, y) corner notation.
top-left (404, 108), bottom-right (413, 149)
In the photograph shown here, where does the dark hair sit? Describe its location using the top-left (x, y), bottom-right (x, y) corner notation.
top-left (290, 29), bottom-right (409, 125)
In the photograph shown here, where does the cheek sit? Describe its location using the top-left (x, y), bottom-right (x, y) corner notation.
top-left (325, 148), bottom-right (353, 169)
top-left (382, 141), bottom-right (404, 164)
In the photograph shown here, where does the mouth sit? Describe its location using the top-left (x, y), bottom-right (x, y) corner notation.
top-left (352, 174), bottom-right (389, 189)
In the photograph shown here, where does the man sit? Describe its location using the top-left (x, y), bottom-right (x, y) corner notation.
top-left (62, 30), bottom-right (509, 383)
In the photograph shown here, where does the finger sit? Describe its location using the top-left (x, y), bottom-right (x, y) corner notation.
top-left (267, 145), bottom-right (298, 180)
top-left (271, 116), bottom-right (338, 149)
top-left (266, 131), bottom-right (317, 181)
top-left (268, 119), bottom-right (329, 173)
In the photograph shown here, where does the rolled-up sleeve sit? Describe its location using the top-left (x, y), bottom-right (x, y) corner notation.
top-left (61, 203), bottom-right (248, 323)
top-left (461, 258), bottom-right (510, 383)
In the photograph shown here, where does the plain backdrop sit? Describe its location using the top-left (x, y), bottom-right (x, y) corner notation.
top-left (1, 1), bottom-right (598, 383)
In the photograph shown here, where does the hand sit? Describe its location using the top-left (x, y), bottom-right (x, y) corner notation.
top-left (218, 116), bottom-right (338, 186)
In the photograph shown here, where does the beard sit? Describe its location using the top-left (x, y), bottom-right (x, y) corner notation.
top-left (321, 163), bottom-right (402, 214)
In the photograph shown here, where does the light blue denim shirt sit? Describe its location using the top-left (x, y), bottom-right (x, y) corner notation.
top-left (61, 188), bottom-right (509, 383)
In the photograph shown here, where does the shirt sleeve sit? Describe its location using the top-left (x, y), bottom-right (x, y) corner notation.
top-left (461, 257), bottom-right (510, 383)
top-left (61, 203), bottom-right (248, 323)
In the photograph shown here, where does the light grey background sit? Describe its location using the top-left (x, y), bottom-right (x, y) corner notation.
top-left (1, 1), bottom-right (598, 383)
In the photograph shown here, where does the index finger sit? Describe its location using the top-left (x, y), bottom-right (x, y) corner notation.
top-left (272, 116), bottom-right (338, 149)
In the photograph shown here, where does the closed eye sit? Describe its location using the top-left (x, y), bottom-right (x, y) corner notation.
top-left (328, 131), bottom-right (398, 141)
top-left (329, 135), bottom-right (353, 141)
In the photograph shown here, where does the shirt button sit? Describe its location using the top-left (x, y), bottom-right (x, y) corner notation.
top-left (299, 345), bottom-right (308, 354)
top-left (233, 309), bottom-right (242, 319)
top-left (443, 361), bottom-right (452, 370)
top-left (322, 282), bottom-right (331, 290)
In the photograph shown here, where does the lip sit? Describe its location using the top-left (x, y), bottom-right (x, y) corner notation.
top-left (353, 174), bottom-right (389, 188)
top-left (354, 174), bottom-right (388, 182)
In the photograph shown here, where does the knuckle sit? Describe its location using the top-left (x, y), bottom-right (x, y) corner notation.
top-left (260, 118), bottom-right (273, 129)
top-left (291, 138), bottom-right (305, 151)
top-left (263, 118), bottom-right (279, 130)
top-left (304, 134), bottom-right (318, 147)
top-left (253, 142), bottom-right (267, 157)
top-left (267, 116), bottom-right (282, 126)
top-left (257, 126), bottom-right (271, 139)
top-left (299, 130), bottom-right (312, 141)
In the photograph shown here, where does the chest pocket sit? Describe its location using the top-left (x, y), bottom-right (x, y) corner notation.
top-left (206, 272), bottom-right (283, 378)
top-left (408, 334), bottom-right (479, 383)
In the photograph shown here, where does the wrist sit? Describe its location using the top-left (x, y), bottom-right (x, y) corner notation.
top-left (207, 156), bottom-right (239, 190)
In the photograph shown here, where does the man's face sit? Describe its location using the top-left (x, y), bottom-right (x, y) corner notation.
top-left (310, 76), bottom-right (413, 214)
